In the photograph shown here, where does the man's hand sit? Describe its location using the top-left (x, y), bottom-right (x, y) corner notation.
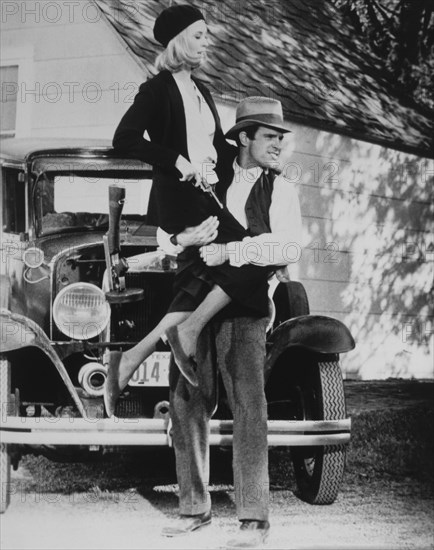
top-left (176, 216), bottom-right (219, 248)
top-left (199, 243), bottom-right (228, 266)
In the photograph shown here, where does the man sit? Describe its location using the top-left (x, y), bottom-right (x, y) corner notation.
top-left (159, 97), bottom-right (302, 548)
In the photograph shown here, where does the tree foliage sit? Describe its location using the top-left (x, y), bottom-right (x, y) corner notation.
top-left (332, 0), bottom-right (434, 110)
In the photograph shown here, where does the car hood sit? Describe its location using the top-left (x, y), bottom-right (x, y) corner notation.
top-left (35, 229), bottom-right (158, 264)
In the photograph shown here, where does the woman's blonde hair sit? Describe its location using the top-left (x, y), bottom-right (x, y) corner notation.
top-left (155, 26), bottom-right (206, 72)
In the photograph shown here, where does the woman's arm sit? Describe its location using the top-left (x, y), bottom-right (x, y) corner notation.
top-left (113, 82), bottom-right (179, 169)
top-left (157, 216), bottom-right (220, 254)
top-left (114, 81), bottom-right (204, 185)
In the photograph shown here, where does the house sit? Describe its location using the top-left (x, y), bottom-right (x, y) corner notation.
top-left (1, 0), bottom-right (433, 379)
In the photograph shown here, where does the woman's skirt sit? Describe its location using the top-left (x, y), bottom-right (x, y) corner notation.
top-left (168, 247), bottom-right (273, 317)
top-left (153, 173), bottom-right (273, 317)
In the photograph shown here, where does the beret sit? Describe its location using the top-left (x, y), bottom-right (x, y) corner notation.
top-left (153, 5), bottom-right (205, 47)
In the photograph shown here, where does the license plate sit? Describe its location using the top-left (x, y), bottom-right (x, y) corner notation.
top-left (128, 352), bottom-right (171, 387)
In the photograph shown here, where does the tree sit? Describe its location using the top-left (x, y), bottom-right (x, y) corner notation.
top-left (332, 0), bottom-right (434, 110)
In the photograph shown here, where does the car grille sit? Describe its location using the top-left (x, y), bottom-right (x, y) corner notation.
top-left (109, 271), bottom-right (175, 343)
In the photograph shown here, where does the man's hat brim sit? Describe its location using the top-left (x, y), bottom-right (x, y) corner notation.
top-left (225, 119), bottom-right (292, 141)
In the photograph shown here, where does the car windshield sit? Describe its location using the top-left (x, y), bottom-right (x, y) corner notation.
top-left (35, 171), bottom-right (153, 236)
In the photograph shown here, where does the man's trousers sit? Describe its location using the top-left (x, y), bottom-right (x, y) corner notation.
top-left (169, 316), bottom-right (269, 521)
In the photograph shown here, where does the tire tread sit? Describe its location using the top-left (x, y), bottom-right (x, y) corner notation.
top-left (312, 361), bottom-right (346, 504)
top-left (292, 360), bottom-right (347, 505)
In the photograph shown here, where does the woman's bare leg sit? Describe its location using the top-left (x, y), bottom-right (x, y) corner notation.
top-left (166, 285), bottom-right (231, 372)
top-left (104, 311), bottom-right (190, 416)
top-left (105, 286), bottom-right (231, 415)
top-left (181, 285), bottom-right (231, 355)
top-left (117, 311), bottom-right (191, 388)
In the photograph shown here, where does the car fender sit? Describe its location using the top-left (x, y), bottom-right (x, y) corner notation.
top-left (266, 315), bottom-right (355, 374)
top-left (0, 309), bottom-right (86, 417)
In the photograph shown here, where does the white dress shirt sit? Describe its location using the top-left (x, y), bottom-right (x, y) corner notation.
top-left (157, 159), bottom-right (302, 278)
top-left (225, 161), bottom-right (302, 269)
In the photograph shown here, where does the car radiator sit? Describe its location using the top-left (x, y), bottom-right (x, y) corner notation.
top-left (110, 271), bottom-right (175, 343)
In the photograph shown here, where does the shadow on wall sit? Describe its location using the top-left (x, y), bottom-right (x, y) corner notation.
top-left (292, 131), bottom-right (433, 379)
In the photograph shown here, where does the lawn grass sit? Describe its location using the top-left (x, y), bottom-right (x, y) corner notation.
top-left (345, 403), bottom-right (434, 484)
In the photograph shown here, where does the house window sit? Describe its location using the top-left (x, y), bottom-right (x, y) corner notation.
top-left (0, 65), bottom-right (18, 139)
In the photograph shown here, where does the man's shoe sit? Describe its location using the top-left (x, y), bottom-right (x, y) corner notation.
top-left (103, 351), bottom-right (123, 417)
top-left (161, 511), bottom-right (211, 537)
top-left (226, 520), bottom-right (270, 548)
top-left (166, 326), bottom-right (199, 387)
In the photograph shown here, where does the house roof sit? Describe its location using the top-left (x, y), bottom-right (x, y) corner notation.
top-left (95, 0), bottom-right (434, 158)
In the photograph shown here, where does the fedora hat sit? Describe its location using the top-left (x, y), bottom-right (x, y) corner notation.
top-left (225, 97), bottom-right (291, 140)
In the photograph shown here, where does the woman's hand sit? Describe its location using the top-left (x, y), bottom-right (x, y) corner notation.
top-left (175, 155), bottom-right (213, 191)
top-left (175, 155), bottom-right (202, 185)
top-left (176, 216), bottom-right (219, 247)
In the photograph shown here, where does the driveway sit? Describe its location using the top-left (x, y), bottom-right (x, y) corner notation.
top-left (1, 379), bottom-right (433, 549)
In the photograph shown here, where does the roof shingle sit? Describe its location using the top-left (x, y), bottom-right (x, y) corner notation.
top-left (95, 0), bottom-right (434, 157)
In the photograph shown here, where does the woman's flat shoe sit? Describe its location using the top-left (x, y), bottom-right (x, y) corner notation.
top-left (104, 350), bottom-right (123, 417)
top-left (166, 326), bottom-right (199, 387)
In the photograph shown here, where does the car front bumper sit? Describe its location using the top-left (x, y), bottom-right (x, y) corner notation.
top-left (0, 417), bottom-right (351, 447)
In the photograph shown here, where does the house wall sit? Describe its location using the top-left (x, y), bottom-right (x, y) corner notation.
top-left (220, 108), bottom-right (434, 380)
top-left (299, 132), bottom-right (432, 380)
top-left (0, 0), bottom-right (148, 138)
top-left (1, 1), bottom-right (432, 379)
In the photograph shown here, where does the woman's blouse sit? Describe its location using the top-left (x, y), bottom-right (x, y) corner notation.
top-left (173, 73), bottom-right (218, 184)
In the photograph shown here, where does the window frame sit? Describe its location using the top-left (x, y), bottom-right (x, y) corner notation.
top-left (0, 65), bottom-right (19, 139)
top-left (1, 166), bottom-right (28, 236)
top-left (1, 45), bottom-right (34, 138)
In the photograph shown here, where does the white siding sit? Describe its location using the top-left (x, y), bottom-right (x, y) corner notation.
top-left (221, 106), bottom-right (433, 379)
top-left (1, 0), bottom-right (147, 138)
top-left (282, 124), bottom-right (432, 379)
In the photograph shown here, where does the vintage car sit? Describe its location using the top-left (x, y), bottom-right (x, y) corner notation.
top-left (0, 138), bottom-right (355, 513)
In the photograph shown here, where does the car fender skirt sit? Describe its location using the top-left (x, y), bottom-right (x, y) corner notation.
top-left (0, 310), bottom-right (86, 417)
top-left (267, 315), bottom-right (355, 363)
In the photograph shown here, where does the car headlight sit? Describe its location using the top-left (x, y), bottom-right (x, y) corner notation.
top-left (53, 283), bottom-right (110, 340)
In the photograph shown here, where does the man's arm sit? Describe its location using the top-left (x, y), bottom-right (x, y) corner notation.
top-left (200, 177), bottom-right (303, 269)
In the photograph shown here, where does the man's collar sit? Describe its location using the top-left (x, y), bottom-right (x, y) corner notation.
top-left (233, 158), bottom-right (264, 181)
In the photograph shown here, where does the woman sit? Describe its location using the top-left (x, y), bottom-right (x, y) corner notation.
top-left (105, 5), bottom-right (271, 416)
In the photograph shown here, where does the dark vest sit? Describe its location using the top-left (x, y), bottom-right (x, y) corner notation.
top-left (244, 170), bottom-right (276, 236)
top-left (221, 169), bottom-right (277, 236)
